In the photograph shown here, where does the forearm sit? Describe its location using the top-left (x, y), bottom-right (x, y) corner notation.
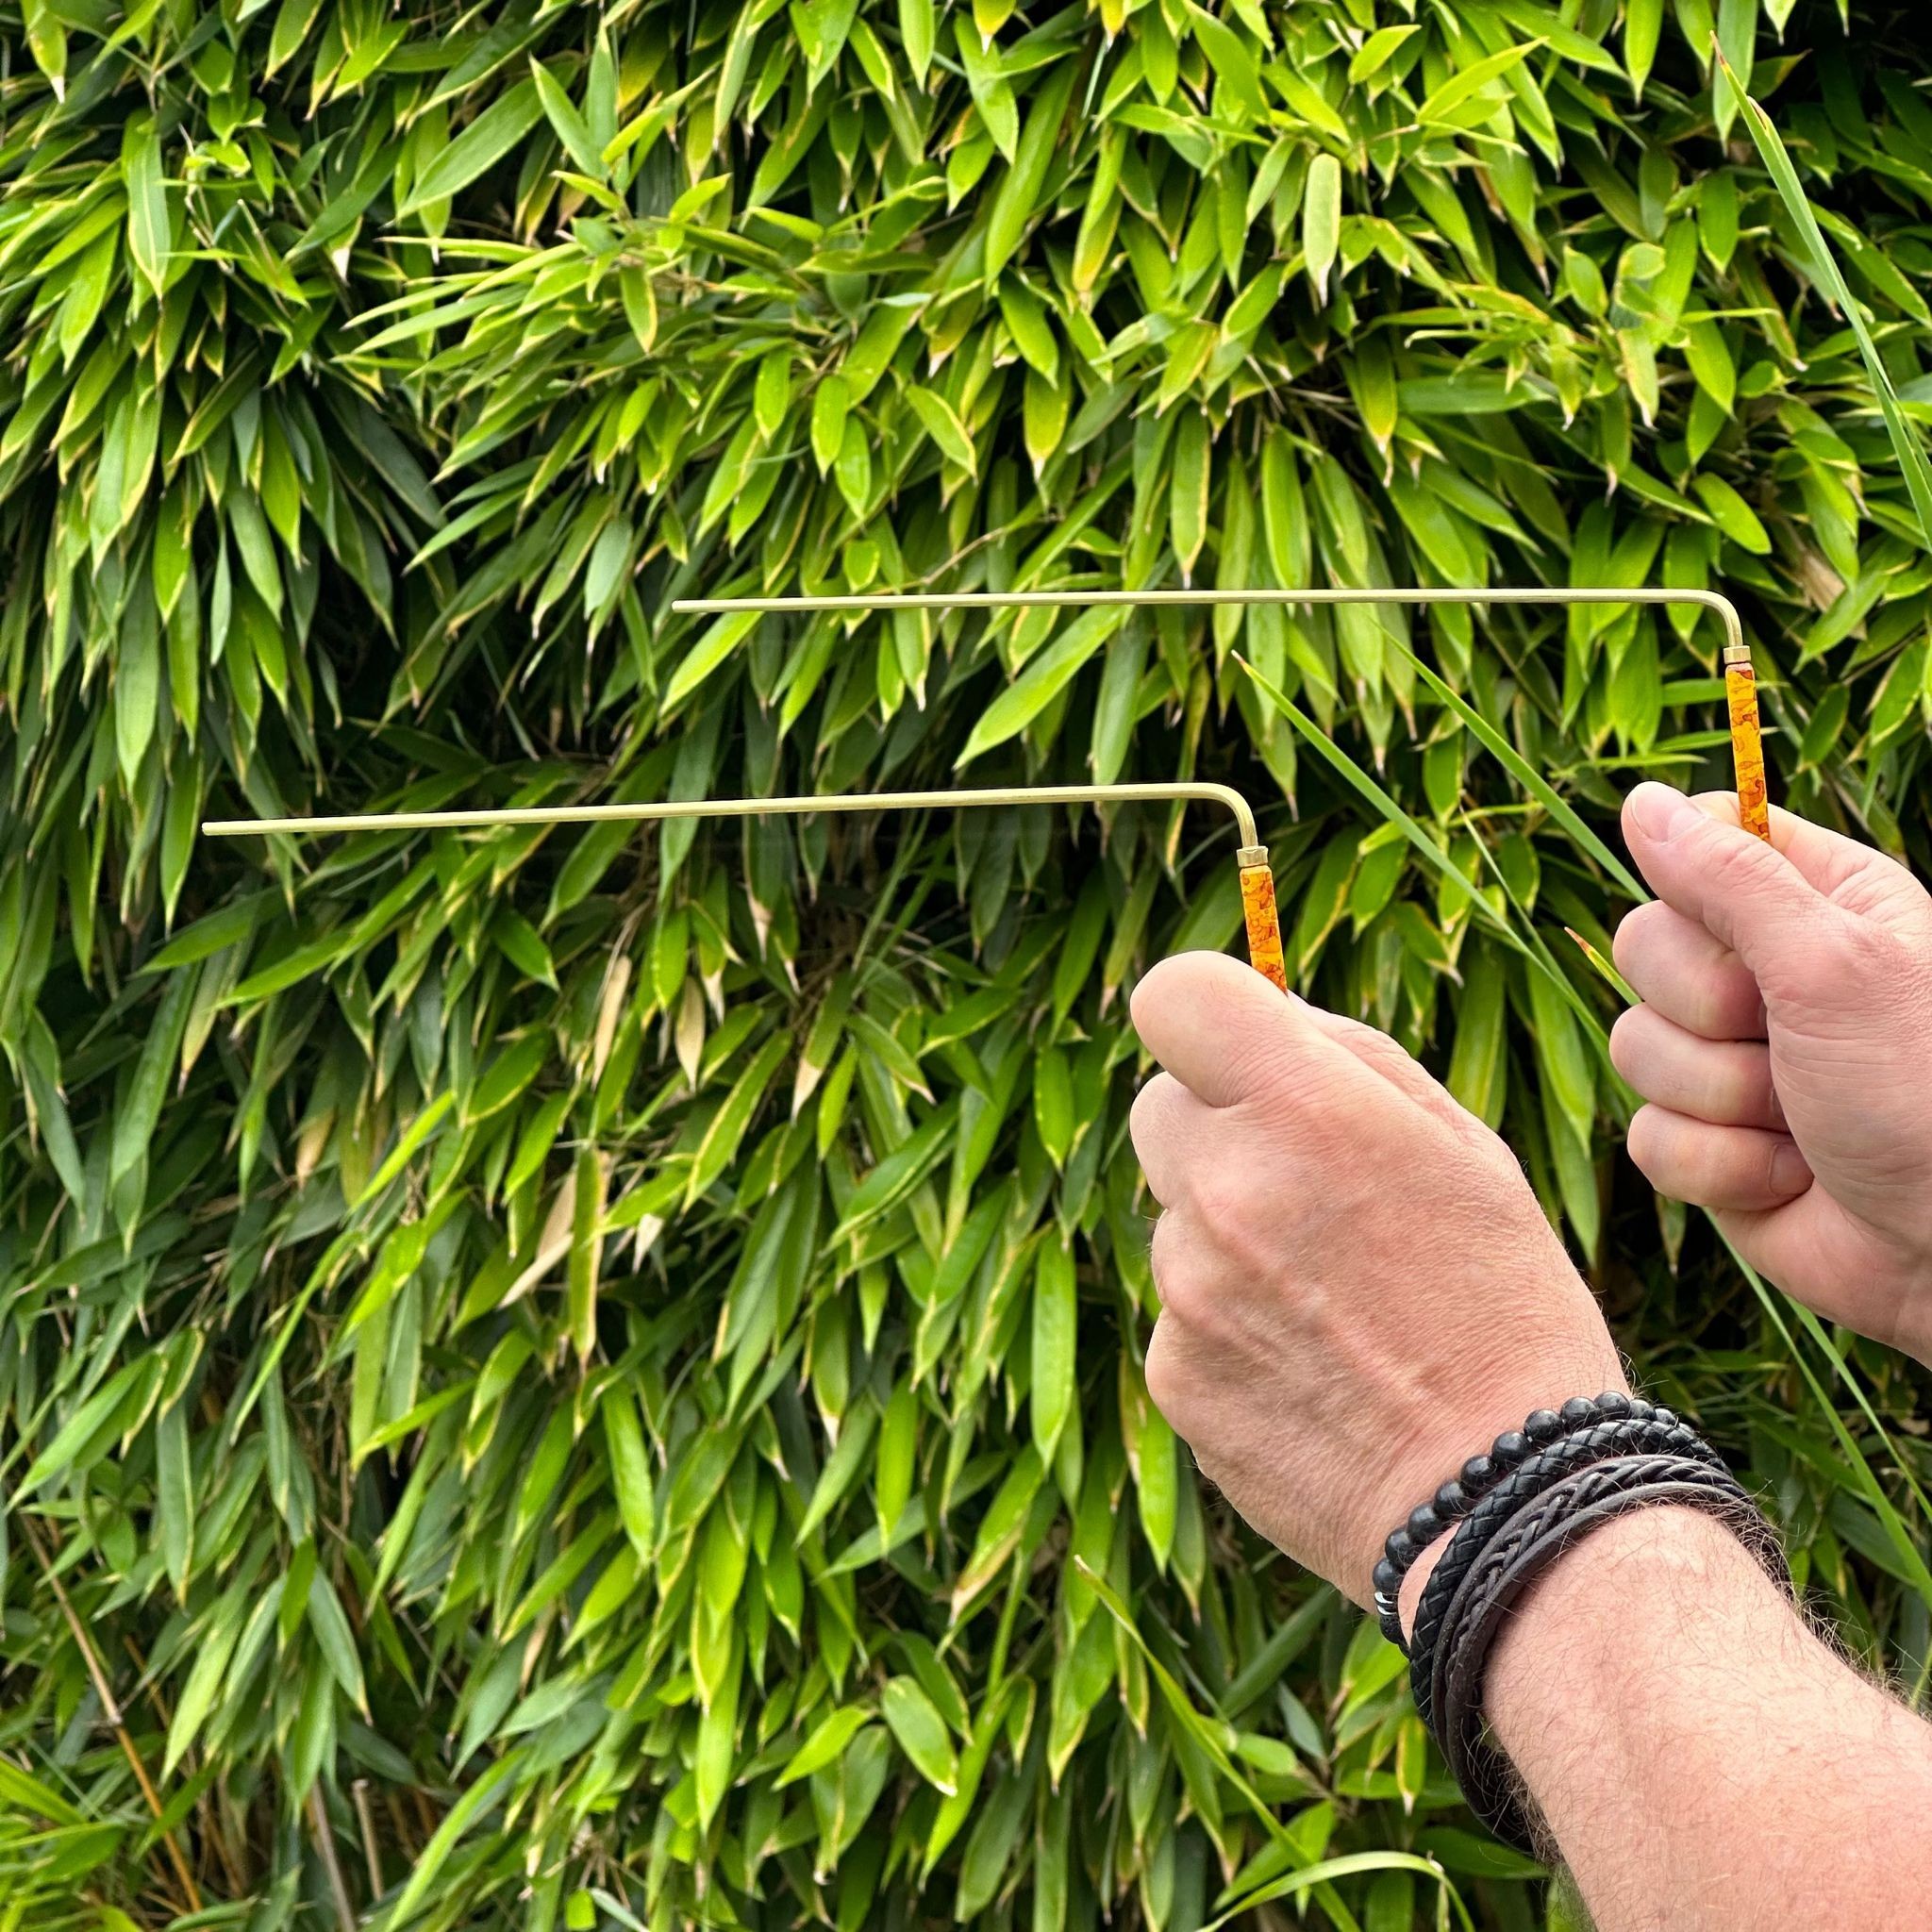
top-left (1461, 1507), bottom-right (1932, 1930)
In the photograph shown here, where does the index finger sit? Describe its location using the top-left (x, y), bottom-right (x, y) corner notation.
top-left (1128, 951), bottom-right (1371, 1108)
top-left (1681, 791), bottom-right (1884, 897)
top-left (1681, 791), bottom-right (1927, 926)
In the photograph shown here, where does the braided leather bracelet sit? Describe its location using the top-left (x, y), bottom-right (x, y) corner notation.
top-left (1407, 1412), bottom-right (1724, 1728)
top-left (1374, 1391), bottom-right (1668, 1645)
top-left (1433, 1469), bottom-right (1792, 1850)
top-left (1425, 1453), bottom-right (1758, 1756)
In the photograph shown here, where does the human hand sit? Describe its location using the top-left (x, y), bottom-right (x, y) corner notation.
top-left (1612, 785), bottom-right (1932, 1363)
top-left (1128, 953), bottom-right (1625, 1604)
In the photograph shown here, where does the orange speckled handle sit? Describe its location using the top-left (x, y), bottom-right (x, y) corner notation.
top-left (1725, 662), bottom-right (1771, 842)
top-left (1240, 863), bottom-right (1289, 992)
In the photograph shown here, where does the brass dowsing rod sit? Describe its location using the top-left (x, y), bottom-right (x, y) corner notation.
top-left (200, 587), bottom-right (1767, 997)
top-left (203, 781), bottom-right (1291, 990)
top-left (673, 585), bottom-right (1772, 845)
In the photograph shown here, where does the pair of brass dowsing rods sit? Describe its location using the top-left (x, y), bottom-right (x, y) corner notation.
top-left (202, 588), bottom-right (1769, 993)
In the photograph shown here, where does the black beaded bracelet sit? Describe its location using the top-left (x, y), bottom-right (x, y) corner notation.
top-left (1372, 1391), bottom-right (1657, 1647)
top-left (1432, 1464), bottom-right (1791, 1851)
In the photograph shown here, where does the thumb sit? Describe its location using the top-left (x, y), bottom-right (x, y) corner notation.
top-left (1131, 951), bottom-right (1371, 1109)
top-left (1622, 782), bottom-right (1828, 980)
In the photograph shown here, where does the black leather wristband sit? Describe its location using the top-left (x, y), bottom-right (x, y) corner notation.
top-left (1427, 1453), bottom-right (1759, 1765)
top-left (1407, 1412), bottom-right (1724, 1728)
top-left (1431, 1468), bottom-right (1792, 1851)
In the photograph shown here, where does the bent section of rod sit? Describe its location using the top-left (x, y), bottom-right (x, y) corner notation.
top-left (202, 781), bottom-right (1258, 850)
top-left (669, 586), bottom-right (1746, 656)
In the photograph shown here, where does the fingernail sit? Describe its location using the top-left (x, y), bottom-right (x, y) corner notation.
top-left (1769, 1141), bottom-right (1812, 1196)
top-left (1629, 783), bottom-right (1693, 841)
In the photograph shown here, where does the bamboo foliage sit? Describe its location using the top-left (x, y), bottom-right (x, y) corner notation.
top-left (0, 2), bottom-right (1927, 1927)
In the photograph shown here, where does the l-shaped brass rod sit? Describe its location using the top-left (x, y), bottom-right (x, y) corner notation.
top-left (670, 583), bottom-right (1748, 658)
top-left (202, 781), bottom-right (1287, 990)
top-left (670, 586), bottom-right (1767, 841)
top-left (202, 780), bottom-right (1258, 848)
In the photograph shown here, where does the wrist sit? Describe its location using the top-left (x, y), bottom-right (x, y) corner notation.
top-left (1480, 1505), bottom-right (1796, 1800)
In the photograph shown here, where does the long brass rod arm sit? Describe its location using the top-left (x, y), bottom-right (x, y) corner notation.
top-left (670, 585), bottom-right (1746, 658)
top-left (203, 781), bottom-right (1258, 848)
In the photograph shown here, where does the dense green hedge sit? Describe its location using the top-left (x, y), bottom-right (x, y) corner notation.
top-left (2, 0), bottom-right (1929, 1926)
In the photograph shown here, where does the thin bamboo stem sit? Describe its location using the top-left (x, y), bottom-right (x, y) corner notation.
top-left (20, 1520), bottom-right (203, 1915)
top-left (308, 1783), bottom-right (358, 1932)
top-left (351, 1777), bottom-right (385, 1900)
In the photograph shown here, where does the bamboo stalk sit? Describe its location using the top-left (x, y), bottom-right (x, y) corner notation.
top-left (308, 1783), bottom-right (358, 1932)
top-left (351, 1777), bottom-right (385, 1899)
top-left (20, 1520), bottom-right (203, 1915)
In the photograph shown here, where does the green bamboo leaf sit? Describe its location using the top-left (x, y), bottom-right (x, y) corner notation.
top-left (685, 1032), bottom-right (790, 1204)
top-left (881, 1677), bottom-right (958, 1793)
top-left (1030, 1233), bottom-right (1075, 1463)
top-left (307, 1568), bottom-right (370, 1714)
top-left (397, 82), bottom-right (546, 216)
top-left (874, 1376), bottom-right (917, 1543)
top-left (1303, 153), bottom-right (1340, 302)
top-left (900, 0), bottom-right (934, 80)
top-left (663, 611), bottom-right (760, 711)
top-left (162, 1584), bottom-right (247, 1776)
top-left (530, 58), bottom-right (606, 180)
top-left (602, 1386), bottom-right (657, 1560)
top-left (984, 64), bottom-right (1075, 279)
top-left (1349, 25), bottom-right (1419, 81)
top-left (157, 1399), bottom-right (193, 1594)
top-left (1692, 473), bottom-right (1772, 553)
top-left (1417, 40), bottom-right (1544, 125)
top-left (955, 607), bottom-right (1124, 766)
top-left (777, 1707), bottom-right (874, 1788)
top-left (391, 1750), bottom-right (527, 1924)
top-left (122, 117), bottom-right (168, 296)
top-left (1171, 409), bottom-right (1211, 581)
top-left (468, 1035), bottom-right (549, 1123)
top-left (906, 385), bottom-right (977, 475)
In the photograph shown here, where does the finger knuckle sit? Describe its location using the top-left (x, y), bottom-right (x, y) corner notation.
top-left (1148, 1214), bottom-right (1239, 1343)
top-left (1145, 1324), bottom-right (1216, 1447)
top-left (1703, 828), bottom-right (1773, 903)
top-left (1607, 1007), bottom-right (1647, 1083)
top-left (1342, 1024), bottom-right (1416, 1084)
top-left (1611, 902), bottom-right (1667, 985)
top-left (1186, 1171), bottom-right (1249, 1235)
top-left (1143, 1319), bottom-right (1188, 1421)
top-left (1147, 1214), bottom-right (1199, 1315)
top-left (1624, 1105), bottom-right (1672, 1182)
top-left (1128, 1074), bottom-right (1175, 1150)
